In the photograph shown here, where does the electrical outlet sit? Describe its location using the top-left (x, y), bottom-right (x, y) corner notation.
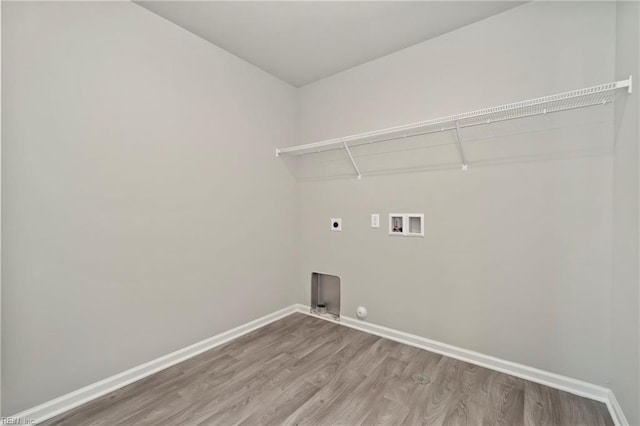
top-left (371, 214), bottom-right (380, 228)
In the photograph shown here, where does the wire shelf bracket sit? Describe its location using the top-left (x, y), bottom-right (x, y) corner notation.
top-left (342, 141), bottom-right (362, 180)
top-left (275, 76), bottom-right (633, 176)
top-left (454, 120), bottom-right (468, 171)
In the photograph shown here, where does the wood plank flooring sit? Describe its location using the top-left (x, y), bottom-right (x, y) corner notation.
top-left (42, 313), bottom-right (613, 426)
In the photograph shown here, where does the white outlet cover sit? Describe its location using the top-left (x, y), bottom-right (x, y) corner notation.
top-left (330, 218), bottom-right (342, 231)
top-left (371, 214), bottom-right (380, 228)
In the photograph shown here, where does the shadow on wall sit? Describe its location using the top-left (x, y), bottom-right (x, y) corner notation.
top-left (282, 105), bottom-right (614, 181)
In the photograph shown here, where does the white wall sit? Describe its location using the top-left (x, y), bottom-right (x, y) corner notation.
top-left (1, 2), bottom-right (297, 415)
top-left (612, 1), bottom-right (640, 424)
top-left (295, 1), bottom-right (616, 387)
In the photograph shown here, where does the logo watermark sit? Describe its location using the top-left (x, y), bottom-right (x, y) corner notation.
top-left (1, 417), bottom-right (35, 425)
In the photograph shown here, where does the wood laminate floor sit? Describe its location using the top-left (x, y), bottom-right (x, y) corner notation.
top-left (42, 313), bottom-right (613, 426)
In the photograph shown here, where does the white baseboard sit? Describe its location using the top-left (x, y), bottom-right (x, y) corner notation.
top-left (13, 305), bottom-right (297, 425)
top-left (607, 389), bottom-right (630, 426)
top-left (293, 304), bottom-right (628, 426)
top-left (12, 303), bottom-right (629, 426)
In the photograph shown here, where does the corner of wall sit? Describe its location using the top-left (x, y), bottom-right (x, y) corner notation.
top-left (612, 1), bottom-right (640, 424)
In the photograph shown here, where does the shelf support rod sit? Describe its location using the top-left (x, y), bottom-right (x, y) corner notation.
top-left (343, 141), bottom-right (362, 180)
top-left (454, 120), bottom-right (469, 171)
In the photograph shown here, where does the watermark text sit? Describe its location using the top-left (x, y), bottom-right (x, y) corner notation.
top-left (1, 417), bottom-right (35, 425)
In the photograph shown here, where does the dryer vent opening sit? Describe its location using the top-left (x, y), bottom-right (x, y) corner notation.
top-left (311, 272), bottom-right (341, 320)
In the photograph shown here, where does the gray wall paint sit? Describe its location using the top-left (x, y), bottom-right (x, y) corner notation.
top-left (295, 1), bottom-right (615, 387)
top-left (1, 2), bottom-right (297, 415)
top-left (0, 1), bottom-right (3, 416)
top-left (612, 1), bottom-right (640, 424)
top-left (2, 0), bottom-right (637, 419)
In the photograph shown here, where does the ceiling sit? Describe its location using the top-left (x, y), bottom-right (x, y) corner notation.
top-left (136, 1), bottom-right (524, 87)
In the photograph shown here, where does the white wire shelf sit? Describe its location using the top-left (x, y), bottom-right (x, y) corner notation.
top-left (276, 76), bottom-right (632, 178)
